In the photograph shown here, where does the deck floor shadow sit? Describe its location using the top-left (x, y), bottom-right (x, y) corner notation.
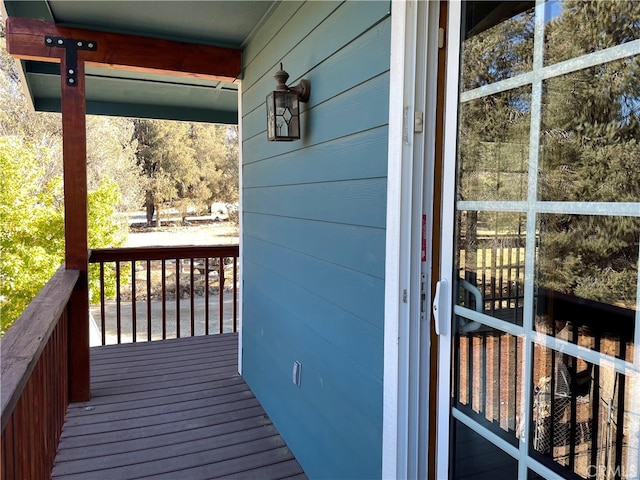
top-left (52, 333), bottom-right (307, 480)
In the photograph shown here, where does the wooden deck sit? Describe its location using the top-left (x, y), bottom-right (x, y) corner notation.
top-left (51, 334), bottom-right (306, 480)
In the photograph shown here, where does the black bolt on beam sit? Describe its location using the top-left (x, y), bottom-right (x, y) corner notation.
top-left (44, 36), bottom-right (97, 86)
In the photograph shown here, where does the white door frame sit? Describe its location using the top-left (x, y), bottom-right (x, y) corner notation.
top-left (383, 1), bottom-right (441, 477)
top-left (434, 1), bottom-right (462, 477)
top-left (382, 1), bottom-right (418, 475)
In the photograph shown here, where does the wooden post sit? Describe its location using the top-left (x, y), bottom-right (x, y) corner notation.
top-left (61, 55), bottom-right (90, 402)
top-left (5, 16), bottom-right (242, 403)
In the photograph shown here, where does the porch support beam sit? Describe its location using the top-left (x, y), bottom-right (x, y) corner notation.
top-left (61, 52), bottom-right (90, 402)
top-left (5, 16), bottom-right (242, 81)
top-left (4, 15), bottom-right (243, 403)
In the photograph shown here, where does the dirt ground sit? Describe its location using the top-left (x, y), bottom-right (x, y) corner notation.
top-left (125, 222), bottom-right (239, 247)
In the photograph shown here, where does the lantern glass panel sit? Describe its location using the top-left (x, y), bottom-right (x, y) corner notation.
top-left (266, 90), bottom-right (300, 141)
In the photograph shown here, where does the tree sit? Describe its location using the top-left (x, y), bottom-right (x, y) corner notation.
top-left (457, 1), bottom-right (640, 309)
top-left (0, 137), bottom-right (64, 333)
top-left (133, 119), bottom-right (195, 225)
top-left (86, 116), bottom-right (142, 212)
top-left (133, 119), bottom-right (239, 226)
top-left (536, 1), bottom-right (640, 308)
top-left (0, 25), bottom-right (133, 332)
top-left (190, 123), bottom-right (239, 206)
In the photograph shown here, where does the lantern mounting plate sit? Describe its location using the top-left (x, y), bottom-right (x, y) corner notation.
top-left (290, 79), bottom-right (311, 103)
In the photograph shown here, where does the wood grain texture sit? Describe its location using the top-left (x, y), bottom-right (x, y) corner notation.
top-left (5, 17), bottom-right (241, 81)
top-left (89, 245), bottom-right (239, 263)
top-left (1, 268), bottom-right (73, 480)
top-left (51, 334), bottom-right (306, 480)
top-left (1, 268), bottom-right (77, 427)
top-left (60, 53), bottom-right (90, 402)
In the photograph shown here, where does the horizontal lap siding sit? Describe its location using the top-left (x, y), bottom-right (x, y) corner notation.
top-left (240, 1), bottom-right (391, 478)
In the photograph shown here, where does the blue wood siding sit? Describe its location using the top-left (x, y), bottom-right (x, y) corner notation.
top-left (240, 1), bottom-right (390, 478)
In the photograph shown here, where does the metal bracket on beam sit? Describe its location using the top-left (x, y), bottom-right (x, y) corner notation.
top-left (44, 36), bottom-right (97, 86)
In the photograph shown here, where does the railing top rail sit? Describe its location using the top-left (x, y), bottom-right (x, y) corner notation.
top-left (1, 267), bottom-right (79, 429)
top-left (89, 244), bottom-right (239, 263)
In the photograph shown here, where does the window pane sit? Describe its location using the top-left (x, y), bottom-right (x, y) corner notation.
top-left (461, 2), bottom-right (535, 91)
top-left (456, 210), bottom-right (527, 326)
top-left (459, 88), bottom-right (531, 202)
top-left (454, 327), bottom-right (523, 445)
top-left (535, 214), bottom-right (638, 362)
top-left (451, 419), bottom-right (519, 478)
top-left (539, 56), bottom-right (640, 203)
top-left (544, 1), bottom-right (640, 67)
top-left (531, 346), bottom-right (640, 479)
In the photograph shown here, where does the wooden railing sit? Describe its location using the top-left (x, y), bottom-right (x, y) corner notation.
top-left (1, 268), bottom-right (79, 480)
top-left (89, 245), bottom-right (239, 345)
top-left (458, 234), bottom-right (526, 324)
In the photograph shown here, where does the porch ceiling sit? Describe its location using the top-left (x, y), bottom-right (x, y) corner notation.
top-left (1, 0), bottom-right (278, 123)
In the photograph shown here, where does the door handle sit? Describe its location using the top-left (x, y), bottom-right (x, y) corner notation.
top-left (432, 279), bottom-right (449, 336)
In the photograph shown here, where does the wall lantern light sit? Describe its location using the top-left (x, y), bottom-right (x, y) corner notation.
top-left (266, 63), bottom-right (310, 141)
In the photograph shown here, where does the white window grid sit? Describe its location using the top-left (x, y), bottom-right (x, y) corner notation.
top-left (450, 1), bottom-right (640, 478)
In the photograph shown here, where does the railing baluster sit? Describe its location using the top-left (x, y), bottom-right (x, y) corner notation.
top-left (218, 257), bottom-right (224, 334)
top-left (162, 259), bottom-right (167, 340)
top-left (232, 256), bottom-right (237, 332)
top-left (99, 262), bottom-right (106, 346)
top-left (176, 258), bottom-right (180, 338)
top-left (146, 260), bottom-right (151, 342)
top-left (27, 372), bottom-right (35, 479)
top-left (205, 258), bottom-right (210, 336)
top-left (3, 416), bottom-right (16, 479)
top-left (88, 246), bottom-right (239, 344)
top-left (190, 258), bottom-right (195, 336)
top-left (131, 260), bottom-right (137, 343)
top-left (116, 261), bottom-right (121, 344)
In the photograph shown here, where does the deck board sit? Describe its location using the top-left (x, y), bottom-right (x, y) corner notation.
top-left (52, 334), bottom-right (306, 480)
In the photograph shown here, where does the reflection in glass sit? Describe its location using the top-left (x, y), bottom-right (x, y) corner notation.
top-left (453, 326), bottom-right (523, 446)
top-left (456, 211), bottom-right (527, 326)
top-left (459, 88), bottom-right (531, 202)
top-left (544, 1), bottom-right (640, 67)
top-left (527, 470), bottom-right (545, 480)
top-left (531, 346), bottom-right (639, 479)
top-left (535, 214), bottom-right (638, 361)
top-left (461, 2), bottom-right (535, 91)
top-left (539, 56), bottom-right (640, 203)
top-left (451, 419), bottom-right (518, 479)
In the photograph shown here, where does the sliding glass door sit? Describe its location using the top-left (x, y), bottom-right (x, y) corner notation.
top-left (438, 1), bottom-right (640, 478)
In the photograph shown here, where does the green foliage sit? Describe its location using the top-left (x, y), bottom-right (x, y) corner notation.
top-left (0, 25), bottom-right (238, 333)
top-left (134, 119), bottom-right (239, 225)
top-left (190, 123), bottom-right (239, 206)
top-left (0, 137), bottom-right (64, 334)
top-left (88, 178), bottom-right (128, 302)
top-left (0, 138), bottom-right (130, 332)
top-left (86, 116), bottom-right (142, 211)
